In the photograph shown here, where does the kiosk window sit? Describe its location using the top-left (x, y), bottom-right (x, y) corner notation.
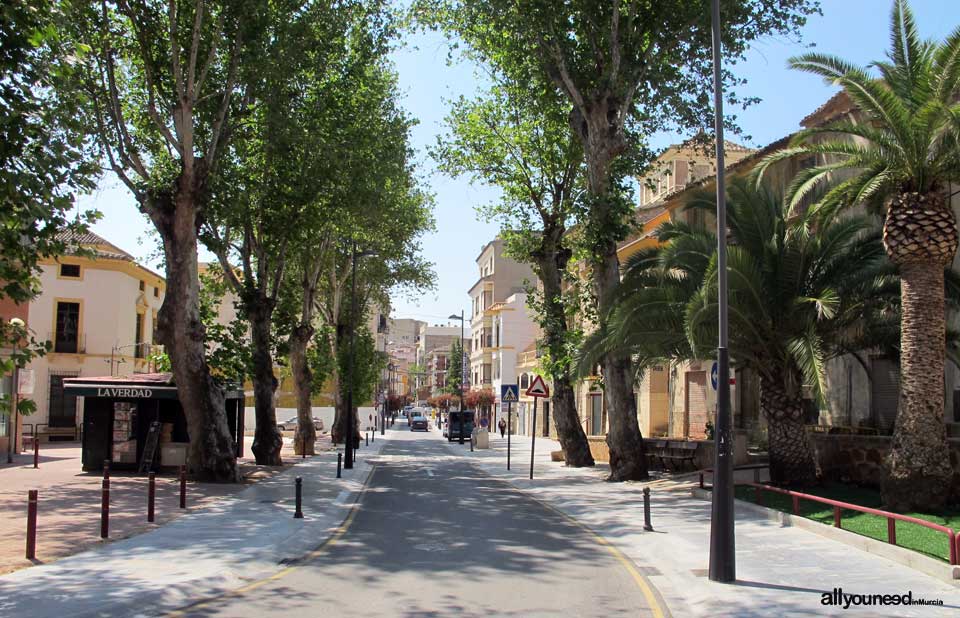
top-left (112, 402), bottom-right (138, 463)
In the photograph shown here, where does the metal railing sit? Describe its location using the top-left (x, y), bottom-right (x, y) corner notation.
top-left (729, 478), bottom-right (958, 565)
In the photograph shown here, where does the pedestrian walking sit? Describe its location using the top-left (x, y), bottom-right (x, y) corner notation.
top-left (498, 418), bottom-right (507, 438)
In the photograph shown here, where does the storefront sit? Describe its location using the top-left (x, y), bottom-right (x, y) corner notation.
top-left (64, 373), bottom-right (244, 472)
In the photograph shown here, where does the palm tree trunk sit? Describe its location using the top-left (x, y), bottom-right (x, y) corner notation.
top-left (759, 372), bottom-right (818, 486)
top-left (882, 262), bottom-right (953, 510)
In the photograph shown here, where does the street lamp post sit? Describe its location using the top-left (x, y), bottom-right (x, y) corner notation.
top-left (448, 312), bottom-right (465, 444)
top-left (344, 241), bottom-right (375, 469)
top-left (708, 0), bottom-right (736, 584)
top-left (6, 318), bottom-right (25, 464)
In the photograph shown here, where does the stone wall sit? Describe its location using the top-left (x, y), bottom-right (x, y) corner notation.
top-left (811, 434), bottom-right (960, 500)
top-left (586, 431), bottom-right (750, 469)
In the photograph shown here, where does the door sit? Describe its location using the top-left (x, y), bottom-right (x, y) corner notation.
top-left (48, 371), bottom-right (79, 429)
top-left (685, 371), bottom-right (708, 439)
top-left (871, 358), bottom-right (899, 433)
top-left (590, 394), bottom-right (604, 435)
top-left (542, 401), bottom-right (550, 437)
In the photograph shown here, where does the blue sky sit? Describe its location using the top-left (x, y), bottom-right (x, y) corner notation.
top-left (83, 0), bottom-right (960, 325)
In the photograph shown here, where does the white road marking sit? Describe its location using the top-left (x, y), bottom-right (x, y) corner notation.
top-left (334, 490), bottom-right (350, 505)
top-left (425, 469), bottom-right (434, 477)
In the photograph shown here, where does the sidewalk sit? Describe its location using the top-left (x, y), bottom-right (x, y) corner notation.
top-left (0, 435), bottom-right (334, 575)
top-left (445, 432), bottom-right (960, 617)
top-left (0, 432), bottom-right (388, 618)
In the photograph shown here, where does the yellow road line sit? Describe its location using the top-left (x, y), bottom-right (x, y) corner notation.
top-left (166, 465), bottom-right (378, 617)
top-left (522, 491), bottom-right (670, 618)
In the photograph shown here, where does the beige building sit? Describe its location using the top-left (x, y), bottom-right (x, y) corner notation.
top-left (23, 231), bottom-right (166, 439)
top-left (468, 238), bottom-right (536, 391)
top-left (415, 324), bottom-right (468, 396)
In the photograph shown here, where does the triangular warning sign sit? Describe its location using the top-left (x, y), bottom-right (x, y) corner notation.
top-left (526, 375), bottom-right (550, 398)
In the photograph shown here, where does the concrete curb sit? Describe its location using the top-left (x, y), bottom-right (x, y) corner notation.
top-left (690, 487), bottom-right (960, 583)
top-left (0, 434), bottom-right (391, 618)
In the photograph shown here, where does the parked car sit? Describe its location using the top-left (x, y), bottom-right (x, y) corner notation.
top-left (410, 416), bottom-right (429, 431)
top-left (276, 416), bottom-right (324, 431)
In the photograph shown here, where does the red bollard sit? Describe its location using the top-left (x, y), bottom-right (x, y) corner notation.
top-left (147, 472), bottom-right (156, 523)
top-left (179, 465), bottom-right (186, 509)
top-left (100, 478), bottom-right (110, 539)
top-left (33, 437), bottom-right (39, 469)
top-left (26, 490), bottom-right (37, 559)
top-left (103, 459), bottom-right (111, 480)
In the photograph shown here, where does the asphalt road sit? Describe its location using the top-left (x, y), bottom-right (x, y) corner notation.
top-left (176, 427), bottom-right (663, 618)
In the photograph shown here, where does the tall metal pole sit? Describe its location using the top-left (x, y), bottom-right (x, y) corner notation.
top-left (6, 342), bottom-right (18, 464)
top-left (458, 310), bottom-right (465, 445)
top-left (381, 337), bottom-right (387, 435)
top-left (708, 0), bottom-right (736, 584)
top-left (344, 241), bottom-right (359, 469)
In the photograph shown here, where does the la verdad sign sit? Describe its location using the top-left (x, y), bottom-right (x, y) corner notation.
top-left (97, 387), bottom-right (154, 398)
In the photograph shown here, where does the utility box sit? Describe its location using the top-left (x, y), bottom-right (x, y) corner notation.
top-left (474, 429), bottom-right (490, 449)
top-left (160, 443), bottom-right (188, 467)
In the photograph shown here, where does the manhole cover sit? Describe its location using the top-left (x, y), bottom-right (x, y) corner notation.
top-left (690, 568), bottom-right (708, 577)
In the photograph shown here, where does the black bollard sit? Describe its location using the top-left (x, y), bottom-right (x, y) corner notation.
top-left (294, 477), bottom-right (304, 519)
top-left (643, 487), bottom-right (654, 532)
top-left (365, 432), bottom-right (369, 447)
top-left (147, 472), bottom-right (156, 523)
top-left (337, 452), bottom-right (342, 478)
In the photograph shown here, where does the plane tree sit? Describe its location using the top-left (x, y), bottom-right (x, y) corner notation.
top-left (417, 0), bottom-right (819, 480)
top-left (433, 77), bottom-right (594, 466)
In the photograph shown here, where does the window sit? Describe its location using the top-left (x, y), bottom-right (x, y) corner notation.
top-left (151, 311), bottom-right (158, 344)
top-left (59, 263), bottom-right (81, 278)
top-left (54, 301), bottom-right (80, 353)
top-left (520, 374), bottom-right (529, 389)
top-left (139, 280), bottom-right (145, 291)
top-left (153, 286), bottom-right (159, 298)
top-left (134, 312), bottom-right (144, 358)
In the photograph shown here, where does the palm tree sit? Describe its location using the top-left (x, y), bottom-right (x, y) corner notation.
top-left (582, 178), bottom-right (896, 485)
top-left (754, 0), bottom-right (960, 509)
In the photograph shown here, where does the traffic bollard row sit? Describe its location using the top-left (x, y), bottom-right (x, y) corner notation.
top-left (33, 437), bottom-right (39, 469)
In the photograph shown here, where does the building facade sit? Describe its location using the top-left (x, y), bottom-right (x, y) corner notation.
top-left (21, 231), bottom-right (166, 440)
top-left (468, 238), bottom-right (536, 395)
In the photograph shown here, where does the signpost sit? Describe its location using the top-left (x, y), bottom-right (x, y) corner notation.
top-left (525, 376), bottom-right (550, 480)
top-left (501, 384), bottom-right (518, 470)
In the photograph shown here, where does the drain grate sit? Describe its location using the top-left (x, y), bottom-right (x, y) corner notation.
top-left (635, 566), bottom-right (662, 576)
top-left (259, 499), bottom-right (279, 504)
top-left (690, 568), bottom-right (708, 577)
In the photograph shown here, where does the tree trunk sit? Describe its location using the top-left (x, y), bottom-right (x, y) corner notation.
top-left (759, 372), bottom-right (817, 486)
top-left (150, 189), bottom-right (237, 482)
top-left (574, 104), bottom-right (647, 481)
top-left (881, 190), bottom-right (956, 511)
top-left (534, 240), bottom-right (593, 467)
top-left (596, 227), bottom-right (647, 481)
top-left (249, 302), bottom-right (282, 465)
top-left (289, 324), bottom-right (317, 456)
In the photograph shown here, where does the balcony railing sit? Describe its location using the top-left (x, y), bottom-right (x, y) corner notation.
top-left (48, 332), bottom-right (86, 354)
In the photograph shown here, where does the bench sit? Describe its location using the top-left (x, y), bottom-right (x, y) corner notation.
top-left (658, 441), bottom-right (698, 471)
top-left (699, 463), bottom-right (770, 489)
